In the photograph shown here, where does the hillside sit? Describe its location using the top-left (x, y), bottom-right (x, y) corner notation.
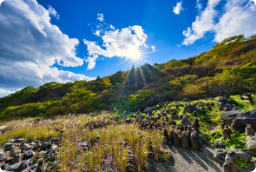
top-left (0, 34), bottom-right (256, 120)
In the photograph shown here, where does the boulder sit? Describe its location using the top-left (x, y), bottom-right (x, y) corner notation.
top-left (214, 149), bottom-right (227, 163)
top-left (181, 116), bottom-right (190, 125)
top-left (0, 126), bottom-right (7, 134)
top-left (221, 109), bottom-right (256, 131)
top-left (170, 115), bottom-right (179, 120)
top-left (183, 98), bottom-right (191, 102)
top-left (23, 150), bottom-right (34, 160)
top-left (184, 105), bottom-right (205, 114)
top-left (246, 136), bottom-right (256, 156)
top-left (0, 151), bottom-right (5, 161)
top-left (223, 161), bottom-right (239, 172)
top-left (143, 107), bottom-right (152, 114)
top-left (214, 141), bottom-right (226, 149)
top-left (216, 97), bottom-right (238, 106)
top-left (225, 151), bottom-right (238, 163)
top-left (233, 149), bottom-right (250, 162)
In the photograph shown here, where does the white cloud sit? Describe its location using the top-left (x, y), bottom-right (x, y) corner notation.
top-left (0, 88), bottom-right (15, 98)
top-left (173, 1), bottom-right (184, 15)
top-left (182, 0), bottom-right (256, 45)
top-left (0, 0), bottom-right (93, 90)
top-left (151, 46), bottom-right (156, 52)
top-left (0, 0), bottom-right (5, 6)
top-left (97, 13), bottom-right (104, 21)
top-left (252, 0), bottom-right (256, 4)
top-left (48, 6), bottom-right (60, 20)
top-left (84, 25), bottom-right (150, 63)
top-left (84, 54), bottom-right (99, 70)
top-left (177, 44), bottom-right (181, 47)
top-left (196, 0), bottom-right (203, 10)
top-left (94, 30), bottom-right (101, 36)
top-left (110, 24), bottom-right (115, 30)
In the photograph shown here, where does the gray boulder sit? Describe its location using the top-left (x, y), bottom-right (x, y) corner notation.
top-left (221, 109), bottom-right (256, 131)
top-left (214, 141), bottom-right (226, 149)
top-left (214, 149), bottom-right (227, 163)
top-left (184, 105), bottom-right (205, 114)
top-left (183, 98), bottom-right (191, 102)
top-left (181, 116), bottom-right (190, 125)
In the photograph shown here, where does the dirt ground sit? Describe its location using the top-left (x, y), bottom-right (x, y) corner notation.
top-left (148, 144), bottom-right (254, 172)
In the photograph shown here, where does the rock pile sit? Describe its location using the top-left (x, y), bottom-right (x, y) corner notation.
top-left (0, 138), bottom-right (59, 171)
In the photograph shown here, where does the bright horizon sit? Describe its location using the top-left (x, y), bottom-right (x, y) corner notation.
top-left (0, 0), bottom-right (256, 97)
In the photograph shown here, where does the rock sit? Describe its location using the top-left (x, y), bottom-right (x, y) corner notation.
top-left (223, 161), bottom-right (239, 172)
top-left (184, 105), bottom-right (205, 114)
top-left (41, 141), bottom-right (51, 150)
top-left (0, 126), bottom-right (7, 133)
top-left (214, 149), bottom-right (227, 163)
top-left (3, 143), bottom-right (13, 151)
top-left (181, 116), bottom-right (190, 125)
top-left (11, 149), bottom-right (21, 157)
top-left (50, 144), bottom-right (58, 152)
top-left (0, 152), bottom-right (5, 161)
top-left (36, 159), bottom-right (45, 172)
top-left (183, 98), bottom-right (191, 102)
top-left (0, 163), bottom-right (5, 170)
top-left (199, 133), bottom-right (207, 143)
top-left (15, 138), bottom-right (26, 143)
top-left (225, 150), bottom-right (238, 163)
top-left (143, 106), bottom-right (158, 114)
top-left (224, 104), bottom-right (238, 111)
top-left (78, 140), bottom-right (91, 151)
top-left (20, 143), bottom-right (32, 152)
top-left (214, 141), bottom-right (226, 149)
top-left (17, 161), bottom-right (28, 171)
top-left (10, 155), bottom-right (21, 164)
top-left (221, 109), bottom-right (256, 132)
top-left (216, 97), bottom-right (238, 106)
top-left (6, 161), bottom-right (23, 171)
top-left (246, 136), bottom-right (256, 156)
top-left (23, 150), bottom-right (34, 160)
top-left (233, 149), bottom-right (250, 162)
top-left (170, 115), bottom-right (179, 120)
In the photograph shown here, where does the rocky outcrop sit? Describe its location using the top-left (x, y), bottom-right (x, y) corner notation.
top-left (0, 138), bottom-right (60, 171)
top-left (221, 109), bottom-right (256, 131)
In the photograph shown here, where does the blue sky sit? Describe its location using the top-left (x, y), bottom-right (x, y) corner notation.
top-left (0, 0), bottom-right (256, 97)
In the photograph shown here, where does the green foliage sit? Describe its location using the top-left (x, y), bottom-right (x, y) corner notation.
top-left (194, 34), bottom-right (244, 65)
top-left (164, 59), bottom-right (185, 67)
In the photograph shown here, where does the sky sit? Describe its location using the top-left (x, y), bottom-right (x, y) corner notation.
top-left (0, 0), bottom-right (256, 97)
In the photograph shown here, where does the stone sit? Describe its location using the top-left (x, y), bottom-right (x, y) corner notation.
top-left (223, 161), bottom-right (238, 172)
top-left (246, 136), bottom-right (256, 156)
top-left (199, 133), bottom-right (207, 143)
top-left (0, 126), bottom-right (7, 133)
top-left (41, 141), bottom-right (51, 150)
top-left (184, 105), bottom-right (205, 114)
top-left (181, 115), bottom-right (190, 125)
top-left (20, 143), bottom-right (32, 152)
top-left (78, 140), bottom-right (91, 151)
top-left (10, 155), bottom-right (21, 164)
top-left (221, 109), bottom-right (256, 132)
top-left (183, 98), bottom-right (191, 102)
top-left (214, 149), bottom-right (227, 163)
top-left (36, 159), bottom-right (45, 172)
top-left (216, 97), bottom-right (238, 106)
top-left (3, 143), bottom-right (13, 151)
top-left (246, 124), bottom-right (255, 136)
top-left (170, 115), bottom-right (179, 120)
top-left (11, 149), bottom-right (21, 157)
top-left (17, 161), bottom-right (28, 171)
top-left (224, 104), bottom-right (238, 111)
top-left (225, 151), bottom-right (238, 163)
top-left (233, 149), bottom-right (250, 162)
top-left (15, 138), bottom-right (26, 143)
top-left (50, 144), bottom-right (58, 152)
top-left (214, 141), bottom-right (226, 149)
top-left (0, 152), bottom-right (5, 161)
top-left (23, 150), bottom-right (34, 160)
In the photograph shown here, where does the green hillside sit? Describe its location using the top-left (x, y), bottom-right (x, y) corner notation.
top-left (0, 34), bottom-right (256, 120)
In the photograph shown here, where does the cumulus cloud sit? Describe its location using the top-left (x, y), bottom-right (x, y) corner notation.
top-left (0, 0), bottom-right (93, 90)
top-left (173, 1), bottom-right (184, 15)
top-left (48, 6), bottom-right (60, 20)
top-left (0, 0), bottom-right (4, 6)
top-left (151, 46), bottom-right (156, 52)
top-left (182, 0), bottom-right (256, 45)
top-left (196, 0), bottom-right (203, 10)
top-left (110, 25), bottom-right (115, 30)
top-left (97, 13), bottom-right (104, 21)
top-left (84, 54), bottom-right (99, 70)
top-left (94, 30), bottom-right (101, 36)
top-left (84, 25), bottom-right (151, 69)
top-left (0, 88), bottom-right (15, 98)
top-left (252, 0), bottom-right (256, 4)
